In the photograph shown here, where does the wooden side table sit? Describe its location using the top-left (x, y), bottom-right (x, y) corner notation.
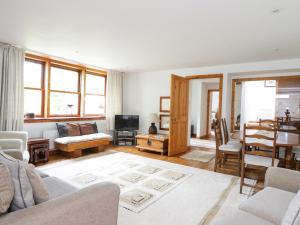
top-left (136, 134), bottom-right (169, 155)
top-left (28, 138), bottom-right (49, 164)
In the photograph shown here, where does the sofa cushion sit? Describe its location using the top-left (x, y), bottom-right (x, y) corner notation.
top-left (211, 209), bottom-right (275, 225)
top-left (239, 187), bottom-right (295, 225)
top-left (55, 133), bottom-right (112, 144)
top-left (281, 189), bottom-right (300, 225)
top-left (56, 123), bottom-right (68, 137)
top-left (43, 177), bottom-right (78, 199)
top-left (0, 151), bottom-right (35, 211)
top-left (0, 163), bottom-right (14, 215)
top-left (66, 123), bottom-right (81, 136)
top-left (79, 123), bottom-right (98, 135)
top-left (56, 123), bottom-right (81, 137)
top-left (26, 164), bottom-right (49, 204)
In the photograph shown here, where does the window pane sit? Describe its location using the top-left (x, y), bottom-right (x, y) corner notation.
top-left (50, 92), bottom-right (78, 115)
top-left (50, 67), bottom-right (79, 92)
top-left (24, 61), bottom-right (43, 88)
top-left (85, 95), bottom-right (105, 115)
top-left (86, 74), bottom-right (105, 95)
top-left (24, 89), bottom-right (42, 115)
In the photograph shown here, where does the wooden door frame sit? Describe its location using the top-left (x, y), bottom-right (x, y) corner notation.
top-left (186, 74), bottom-right (223, 141)
top-left (206, 89), bottom-right (219, 137)
top-left (230, 75), bottom-right (300, 132)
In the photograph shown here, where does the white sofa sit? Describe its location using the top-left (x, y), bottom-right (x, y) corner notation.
top-left (212, 167), bottom-right (300, 225)
top-left (0, 131), bottom-right (29, 161)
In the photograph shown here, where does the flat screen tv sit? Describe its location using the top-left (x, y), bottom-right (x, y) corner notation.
top-left (115, 115), bottom-right (139, 131)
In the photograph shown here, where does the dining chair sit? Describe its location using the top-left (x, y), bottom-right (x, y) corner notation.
top-left (259, 119), bottom-right (277, 128)
top-left (240, 123), bottom-right (279, 193)
top-left (214, 119), bottom-right (241, 176)
top-left (221, 118), bottom-right (240, 145)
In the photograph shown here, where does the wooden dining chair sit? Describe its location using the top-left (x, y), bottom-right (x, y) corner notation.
top-left (221, 118), bottom-right (240, 145)
top-left (240, 123), bottom-right (279, 193)
top-left (259, 119), bottom-right (277, 128)
top-left (214, 119), bottom-right (241, 176)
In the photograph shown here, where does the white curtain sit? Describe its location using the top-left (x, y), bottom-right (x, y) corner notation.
top-left (106, 70), bottom-right (123, 131)
top-left (0, 43), bottom-right (25, 131)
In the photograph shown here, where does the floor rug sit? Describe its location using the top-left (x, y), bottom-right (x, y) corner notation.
top-left (181, 150), bottom-right (215, 163)
top-left (190, 138), bottom-right (216, 149)
top-left (39, 150), bottom-right (253, 225)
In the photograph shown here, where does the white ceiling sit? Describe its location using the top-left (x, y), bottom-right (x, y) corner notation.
top-left (0, 0), bottom-right (300, 72)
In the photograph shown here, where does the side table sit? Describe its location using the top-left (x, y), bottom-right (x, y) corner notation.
top-left (28, 138), bottom-right (49, 164)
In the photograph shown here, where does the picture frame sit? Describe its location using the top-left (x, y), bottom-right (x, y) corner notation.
top-left (160, 96), bottom-right (170, 112)
top-left (264, 80), bottom-right (276, 87)
top-left (159, 114), bottom-right (170, 131)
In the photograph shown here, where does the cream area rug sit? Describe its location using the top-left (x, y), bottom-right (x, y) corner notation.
top-left (190, 138), bottom-right (216, 149)
top-left (181, 150), bottom-right (215, 163)
top-left (39, 150), bottom-right (253, 225)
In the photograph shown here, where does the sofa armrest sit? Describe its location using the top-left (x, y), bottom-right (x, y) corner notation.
top-left (0, 182), bottom-right (120, 225)
top-left (0, 131), bottom-right (28, 151)
top-left (1, 149), bottom-right (23, 160)
top-left (265, 167), bottom-right (300, 193)
top-left (0, 139), bottom-right (23, 151)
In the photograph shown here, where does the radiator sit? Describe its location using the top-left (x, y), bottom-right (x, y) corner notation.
top-left (42, 130), bottom-right (59, 150)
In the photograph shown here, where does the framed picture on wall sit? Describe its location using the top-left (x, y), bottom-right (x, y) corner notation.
top-left (264, 80), bottom-right (276, 87)
top-left (159, 114), bottom-right (170, 130)
top-left (160, 96), bottom-right (170, 112)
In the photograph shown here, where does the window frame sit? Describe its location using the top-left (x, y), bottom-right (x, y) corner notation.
top-left (24, 58), bottom-right (46, 118)
top-left (48, 64), bottom-right (82, 117)
top-left (84, 71), bottom-right (107, 116)
top-left (24, 53), bottom-right (107, 123)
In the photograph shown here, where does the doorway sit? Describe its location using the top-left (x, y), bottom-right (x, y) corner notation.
top-left (168, 74), bottom-right (223, 156)
top-left (206, 89), bottom-right (219, 139)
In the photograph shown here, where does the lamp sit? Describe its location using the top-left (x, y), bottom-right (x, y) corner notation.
top-left (148, 113), bottom-right (160, 134)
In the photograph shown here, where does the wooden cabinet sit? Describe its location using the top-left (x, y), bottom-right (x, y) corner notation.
top-left (28, 138), bottom-right (49, 164)
top-left (136, 134), bottom-right (168, 155)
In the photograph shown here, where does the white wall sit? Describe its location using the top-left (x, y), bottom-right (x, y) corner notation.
top-left (123, 58), bottom-right (300, 133)
top-left (189, 80), bottom-right (202, 137)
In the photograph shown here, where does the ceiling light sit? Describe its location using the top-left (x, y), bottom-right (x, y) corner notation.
top-left (271, 8), bottom-right (280, 14)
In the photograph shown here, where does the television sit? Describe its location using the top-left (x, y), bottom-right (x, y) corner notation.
top-left (115, 115), bottom-right (139, 131)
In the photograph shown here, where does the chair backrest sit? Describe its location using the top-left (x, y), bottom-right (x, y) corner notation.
top-left (213, 119), bottom-right (223, 151)
top-left (259, 119), bottom-right (277, 128)
top-left (221, 118), bottom-right (229, 144)
top-left (242, 123), bottom-right (277, 166)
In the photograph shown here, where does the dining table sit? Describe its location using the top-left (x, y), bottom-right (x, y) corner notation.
top-left (239, 130), bottom-right (300, 169)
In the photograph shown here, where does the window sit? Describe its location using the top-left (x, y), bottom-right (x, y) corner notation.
top-left (49, 66), bottom-right (80, 116)
top-left (84, 73), bottom-right (106, 115)
top-left (24, 59), bottom-right (45, 117)
top-left (23, 54), bottom-right (107, 122)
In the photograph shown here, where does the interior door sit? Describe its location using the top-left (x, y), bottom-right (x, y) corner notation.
top-left (168, 74), bottom-right (189, 156)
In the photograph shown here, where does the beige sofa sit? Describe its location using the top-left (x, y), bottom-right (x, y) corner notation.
top-left (213, 167), bottom-right (300, 225)
top-left (0, 172), bottom-right (120, 225)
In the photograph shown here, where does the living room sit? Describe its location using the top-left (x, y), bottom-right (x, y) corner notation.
top-left (1, 1), bottom-right (300, 225)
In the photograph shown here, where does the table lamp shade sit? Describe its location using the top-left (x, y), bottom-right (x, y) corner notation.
top-left (149, 113), bottom-right (160, 123)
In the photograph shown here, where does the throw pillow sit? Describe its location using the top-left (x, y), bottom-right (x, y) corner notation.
top-left (281, 189), bottom-right (300, 225)
top-left (79, 123), bottom-right (98, 135)
top-left (56, 123), bottom-right (68, 137)
top-left (0, 163), bottom-right (14, 215)
top-left (0, 151), bottom-right (35, 211)
top-left (25, 164), bottom-right (49, 204)
top-left (65, 123), bottom-right (81, 136)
